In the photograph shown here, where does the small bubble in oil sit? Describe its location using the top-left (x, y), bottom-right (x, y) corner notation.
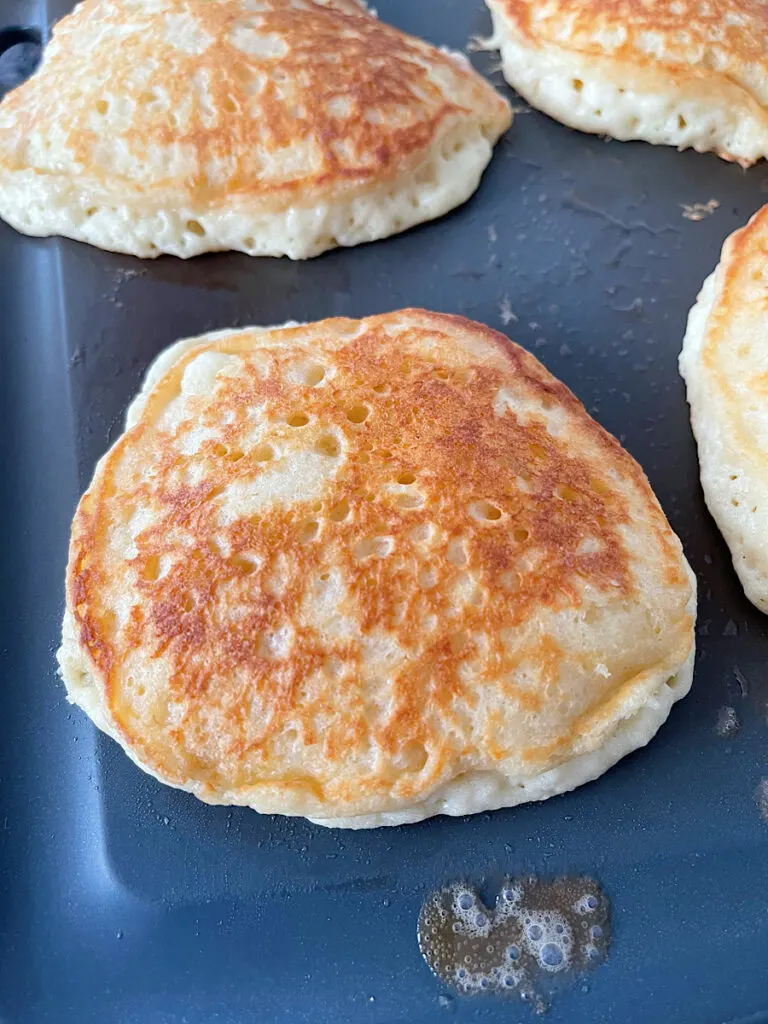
top-left (540, 943), bottom-right (564, 968)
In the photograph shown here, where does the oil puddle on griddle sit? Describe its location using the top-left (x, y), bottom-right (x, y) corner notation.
top-left (418, 875), bottom-right (610, 1012)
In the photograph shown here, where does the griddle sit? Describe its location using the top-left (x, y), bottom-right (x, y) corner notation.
top-left (1, 2), bottom-right (767, 1022)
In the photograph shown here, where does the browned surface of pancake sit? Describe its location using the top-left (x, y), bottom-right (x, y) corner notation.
top-left (62, 311), bottom-right (694, 821)
top-left (498, 0), bottom-right (768, 61)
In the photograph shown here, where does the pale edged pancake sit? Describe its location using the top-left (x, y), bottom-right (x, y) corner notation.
top-left (484, 0), bottom-right (768, 166)
top-left (680, 205), bottom-right (768, 613)
top-left (58, 310), bottom-right (695, 828)
top-left (0, 0), bottom-right (511, 259)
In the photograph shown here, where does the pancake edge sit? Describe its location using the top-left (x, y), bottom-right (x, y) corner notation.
top-left (0, 114), bottom-right (508, 258)
top-left (58, 566), bottom-right (696, 829)
top-left (484, 0), bottom-right (768, 166)
top-left (680, 254), bottom-right (768, 614)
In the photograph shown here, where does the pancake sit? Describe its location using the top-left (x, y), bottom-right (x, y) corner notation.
top-left (680, 205), bottom-right (768, 613)
top-left (0, 1), bottom-right (511, 259)
top-left (58, 310), bottom-right (696, 828)
top-left (484, 0), bottom-right (768, 165)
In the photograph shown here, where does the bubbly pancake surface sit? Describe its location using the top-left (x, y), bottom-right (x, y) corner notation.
top-left (485, 0), bottom-right (768, 165)
top-left (680, 205), bottom-right (768, 613)
top-left (0, 0), bottom-right (511, 258)
top-left (59, 311), bottom-right (695, 826)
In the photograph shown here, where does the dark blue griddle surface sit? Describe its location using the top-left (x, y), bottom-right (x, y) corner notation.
top-left (1, 2), bottom-right (768, 1022)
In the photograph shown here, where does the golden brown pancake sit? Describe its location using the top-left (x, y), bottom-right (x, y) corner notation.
top-left (680, 204), bottom-right (768, 613)
top-left (0, 0), bottom-right (511, 258)
top-left (485, 0), bottom-right (768, 165)
top-left (58, 311), bottom-right (695, 827)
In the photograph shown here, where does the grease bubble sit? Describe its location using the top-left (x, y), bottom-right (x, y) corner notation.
top-left (418, 875), bottom-right (610, 1009)
top-left (540, 943), bottom-right (564, 968)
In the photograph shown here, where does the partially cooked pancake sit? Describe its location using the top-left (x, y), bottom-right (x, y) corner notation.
top-left (58, 310), bottom-right (695, 827)
top-left (0, 0), bottom-right (511, 258)
top-left (680, 205), bottom-right (768, 613)
top-left (485, 0), bottom-right (768, 166)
